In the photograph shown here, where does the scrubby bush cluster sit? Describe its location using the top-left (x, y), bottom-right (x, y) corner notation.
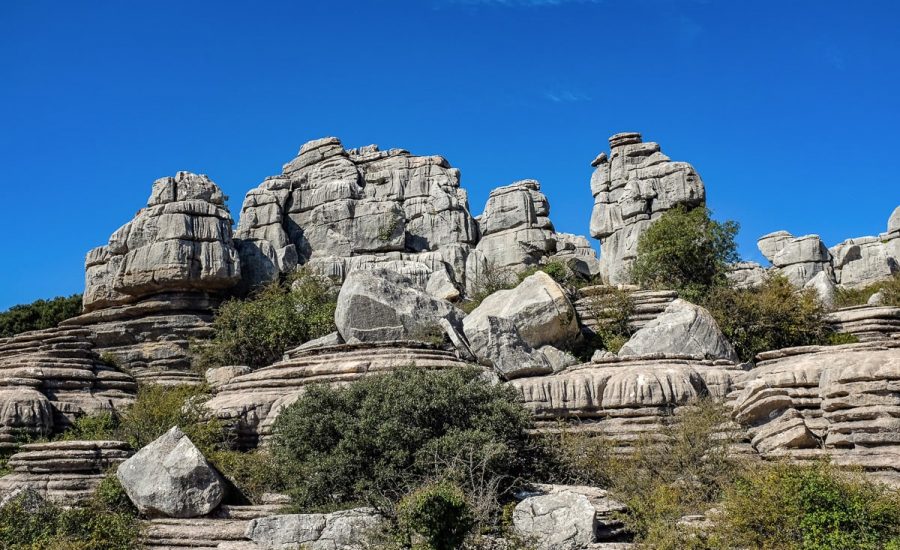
top-left (631, 206), bottom-right (739, 303)
top-left (193, 269), bottom-right (337, 370)
top-left (270, 367), bottom-right (533, 542)
top-left (0, 294), bottom-right (82, 338)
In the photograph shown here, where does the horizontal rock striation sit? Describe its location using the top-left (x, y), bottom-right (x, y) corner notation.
top-left (0, 440), bottom-right (131, 504)
top-left (0, 327), bottom-right (136, 444)
top-left (205, 341), bottom-right (480, 448)
top-left (826, 305), bottom-right (900, 342)
top-left (509, 355), bottom-right (739, 452)
top-left (589, 132), bottom-right (705, 284)
top-left (574, 286), bottom-right (678, 337)
top-left (730, 341), bottom-right (900, 485)
top-left (141, 504), bottom-right (283, 550)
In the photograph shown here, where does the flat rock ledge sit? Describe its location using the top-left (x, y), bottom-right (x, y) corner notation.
top-left (825, 305), bottom-right (900, 342)
top-left (575, 286), bottom-right (678, 335)
top-left (0, 440), bottom-right (131, 504)
top-left (205, 341), bottom-right (481, 448)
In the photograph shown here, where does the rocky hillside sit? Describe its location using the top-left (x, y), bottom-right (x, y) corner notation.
top-left (0, 132), bottom-right (898, 550)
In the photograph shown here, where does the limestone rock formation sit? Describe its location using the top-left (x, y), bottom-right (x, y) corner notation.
top-left (589, 132), bottom-right (705, 284)
top-left (334, 268), bottom-right (464, 343)
top-left (574, 286), bottom-right (679, 338)
top-left (140, 503), bottom-right (284, 550)
top-left (826, 305), bottom-right (900, 341)
top-left (205, 342), bottom-right (479, 448)
top-left (464, 316), bottom-right (553, 380)
top-left (472, 179), bottom-right (557, 275)
top-left (235, 138), bottom-right (478, 296)
top-left (0, 440), bottom-right (131, 504)
top-left (0, 327), bottom-right (136, 441)
top-left (730, 341), bottom-right (900, 485)
top-left (510, 356), bottom-right (738, 451)
top-left (245, 509), bottom-right (380, 550)
top-left (726, 261), bottom-right (768, 289)
top-left (84, 172), bottom-right (241, 311)
top-left (618, 299), bottom-right (738, 362)
top-left (117, 426), bottom-right (225, 518)
top-left (513, 484), bottom-right (627, 549)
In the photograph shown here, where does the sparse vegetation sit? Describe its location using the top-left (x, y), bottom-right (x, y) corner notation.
top-left (582, 286), bottom-right (634, 354)
top-left (834, 273), bottom-right (900, 308)
top-left (702, 274), bottom-right (830, 362)
top-left (631, 206), bottom-right (739, 303)
top-left (193, 268), bottom-right (337, 370)
top-left (0, 294), bottom-right (83, 338)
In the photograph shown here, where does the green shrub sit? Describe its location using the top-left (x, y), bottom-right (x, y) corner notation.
top-left (208, 449), bottom-right (285, 504)
top-left (715, 461), bottom-right (900, 550)
top-left (0, 294), bottom-right (82, 338)
top-left (0, 487), bottom-right (140, 550)
top-left (703, 274), bottom-right (829, 362)
top-left (834, 273), bottom-right (900, 308)
top-left (631, 206), bottom-right (739, 302)
top-left (60, 411), bottom-right (119, 441)
top-left (825, 331), bottom-right (860, 346)
top-left (194, 268), bottom-right (337, 370)
top-left (461, 264), bottom-right (518, 314)
top-left (582, 286), bottom-right (634, 354)
top-left (270, 367), bottom-right (531, 516)
top-left (397, 482), bottom-right (474, 550)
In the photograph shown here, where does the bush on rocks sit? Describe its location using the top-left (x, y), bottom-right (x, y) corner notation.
top-left (631, 206), bottom-right (739, 302)
top-left (0, 294), bottom-right (83, 338)
top-left (397, 482), bottom-right (474, 550)
top-left (834, 273), bottom-right (900, 308)
top-left (270, 367), bottom-right (531, 519)
top-left (194, 268), bottom-right (337, 370)
top-left (702, 274), bottom-right (829, 362)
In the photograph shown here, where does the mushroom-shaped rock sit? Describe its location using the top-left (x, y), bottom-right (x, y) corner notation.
top-left (335, 268), bottom-right (465, 343)
top-left (463, 271), bottom-right (579, 351)
top-left (618, 299), bottom-right (738, 362)
top-left (117, 426), bottom-right (225, 518)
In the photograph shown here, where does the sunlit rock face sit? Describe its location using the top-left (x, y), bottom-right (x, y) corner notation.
top-left (589, 132), bottom-right (705, 284)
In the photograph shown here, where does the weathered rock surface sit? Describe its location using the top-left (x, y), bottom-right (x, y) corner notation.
top-left (0, 440), bottom-right (131, 504)
top-left (618, 300), bottom-right (738, 362)
top-left (730, 341), bottom-right (900, 484)
top-left (574, 286), bottom-right (679, 338)
top-left (84, 172), bottom-right (241, 311)
top-left (826, 305), bottom-right (900, 342)
top-left (830, 237), bottom-right (898, 289)
top-left (245, 509), bottom-right (380, 550)
top-left (769, 234), bottom-right (833, 288)
top-left (140, 504), bottom-right (283, 550)
top-left (589, 132), bottom-right (705, 284)
top-left (464, 316), bottom-right (553, 380)
top-left (510, 355), bottom-right (738, 451)
top-left (727, 261), bottom-right (768, 289)
top-left (205, 342), bottom-right (479, 448)
top-left (335, 268), bottom-right (464, 343)
top-left (0, 327), bottom-right (136, 442)
top-left (117, 426), bottom-right (225, 518)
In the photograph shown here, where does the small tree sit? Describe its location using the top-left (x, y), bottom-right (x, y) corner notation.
top-left (631, 207), bottom-right (739, 302)
top-left (193, 268), bottom-right (337, 370)
top-left (397, 482), bottom-right (474, 550)
top-left (0, 294), bottom-right (83, 337)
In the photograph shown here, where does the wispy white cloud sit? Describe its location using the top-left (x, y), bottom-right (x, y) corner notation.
top-left (544, 89), bottom-right (591, 103)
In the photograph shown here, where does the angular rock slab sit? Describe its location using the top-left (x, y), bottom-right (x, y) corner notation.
top-left (618, 299), bottom-right (738, 362)
top-left (117, 426), bottom-right (225, 518)
top-left (245, 509), bottom-right (380, 550)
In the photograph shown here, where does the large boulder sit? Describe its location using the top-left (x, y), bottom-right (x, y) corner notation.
top-left (463, 271), bottom-right (579, 350)
top-left (618, 299), bottom-right (738, 361)
top-left (0, 385), bottom-right (54, 451)
top-left (513, 490), bottom-right (595, 549)
top-left (589, 132), bottom-right (706, 284)
top-left (335, 268), bottom-right (465, 343)
top-left (117, 426), bottom-right (225, 518)
top-left (464, 316), bottom-right (552, 380)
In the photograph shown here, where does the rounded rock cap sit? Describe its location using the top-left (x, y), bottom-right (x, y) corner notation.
top-left (609, 132), bottom-right (642, 148)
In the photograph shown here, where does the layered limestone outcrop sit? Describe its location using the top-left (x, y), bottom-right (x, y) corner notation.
top-left (509, 355), bottom-right (739, 451)
top-left (141, 504), bottom-right (284, 550)
top-left (730, 340), bottom-right (900, 485)
top-left (589, 132), bottom-right (705, 284)
top-left (0, 440), bottom-right (131, 504)
top-left (0, 327), bottom-right (136, 445)
top-left (826, 305), bottom-right (900, 342)
top-left (205, 341), bottom-right (480, 448)
top-left (75, 172), bottom-right (242, 384)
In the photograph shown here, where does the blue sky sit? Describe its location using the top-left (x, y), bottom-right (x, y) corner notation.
top-left (1, 0), bottom-right (898, 310)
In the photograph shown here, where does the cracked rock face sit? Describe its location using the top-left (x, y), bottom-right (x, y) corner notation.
top-left (235, 138), bottom-right (479, 295)
top-left (589, 132), bottom-right (706, 284)
top-left (83, 172), bottom-right (241, 312)
top-left (117, 426), bottom-right (225, 518)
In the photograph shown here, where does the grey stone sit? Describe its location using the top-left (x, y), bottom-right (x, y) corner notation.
top-left (335, 268), bottom-right (464, 343)
top-left (206, 366), bottom-right (253, 389)
top-left (513, 490), bottom-right (597, 549)
top-left (465, 316), bottom-right (552, 380)
top-left (869, 291), bottom-right (886, 306)
top-left (245, 509), bottom-right (380, 550)
top-left (589, 133), bottom-right (705, 284)
top-left (757, 231), bottom-right (794, 263)
top-left (117, 426), bottom-right (225, 518)
top-left (804, 270), bottom-right (836, 308)
top-left (295, 331), bottom-right (345, 351)
top-left (540, 345), bottom-right (580, 373)
top-left (830, 237), bottom-right (898, 289)
top-left (727, 261), bottom-right (767, 289)
top-left (618, 299), bottom-right (738, 361)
